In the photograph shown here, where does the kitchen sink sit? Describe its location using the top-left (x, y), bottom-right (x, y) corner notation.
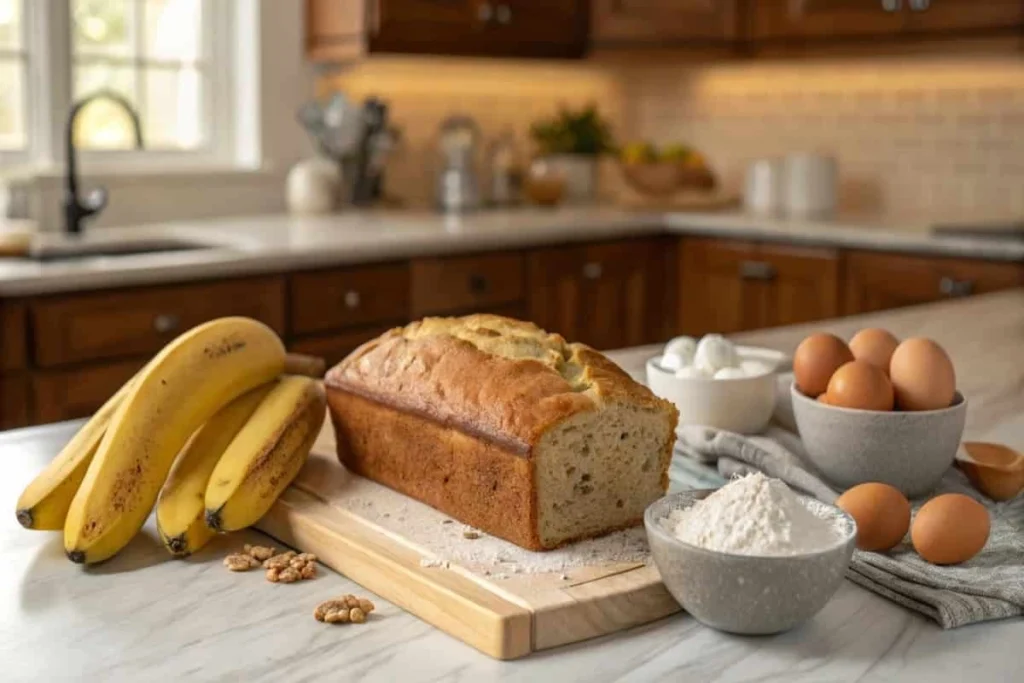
top-left (21, 238), bottom-right (216, 262)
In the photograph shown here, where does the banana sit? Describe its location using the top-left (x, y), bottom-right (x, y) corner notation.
top-left (64, 317), bottom-right (287, 565)
top-left (205, 375), bottom-right (326, 533)
top-left (156, 382), bottom-right (276, 557)
top-left (16, 370), bottom-right (141, 530)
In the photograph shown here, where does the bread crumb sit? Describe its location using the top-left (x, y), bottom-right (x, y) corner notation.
top-left (560, 574), bottom-right (570, 581)
top-left (462, 529), bottom-right (481, 540)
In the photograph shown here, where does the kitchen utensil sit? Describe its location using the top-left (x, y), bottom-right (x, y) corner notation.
top-left (783, 153), bottom-right (838, 218)
top-left (435, 115), bottom-right (482, 213)
top-left (645, 489), bottom-right (856, 635)
top-left (744, 158), bottom-right (785, 216)
top-left (645, 347), bottom-right (788, 435)
top-left (320, 91), bottom-right (363, 159)
top-left (351, 98), bottom-right (389, 207)
top-left (255, 428), bottom-right (681, 661)
top-left (485, 130), bottom-right (523, 207)
top-left (790, 384), bottom-right (967, 497)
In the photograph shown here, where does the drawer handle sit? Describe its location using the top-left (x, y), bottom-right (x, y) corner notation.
top-left (939, 276), bottom-right (974, 297)
top-left (153, 313), bottom-right (181, 334)
top-left (740, 261), bottom-right (777, 281)
top-left (468, 274), bottom-right (489, 294)
top-left (583, 262), bottom-right (603, 280)
top-left (344, 290), bottom-right (361, 309)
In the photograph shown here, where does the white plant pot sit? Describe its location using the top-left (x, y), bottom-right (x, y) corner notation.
top-left (287, 156), bottom-right (342, 215)
top-left (544, 154), bottom-right (598, 204)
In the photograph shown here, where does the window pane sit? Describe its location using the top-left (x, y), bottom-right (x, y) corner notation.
top-left (145, 0), bottom-right (202, 63)
top-left (0, 58), bottom-right (24, 149)
top-left (143, 65), bottom-right (202, 149)
top-left (0, 0), bottom-right (21, 49)
top-left (73, 63), bottom-right (139, 149)
top-left (73, 0), bottom-right (134, 58)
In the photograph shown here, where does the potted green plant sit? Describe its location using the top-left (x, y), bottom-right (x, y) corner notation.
top-left (529, 104), bottom-right (614, 203)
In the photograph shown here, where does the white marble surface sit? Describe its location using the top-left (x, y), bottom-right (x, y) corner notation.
top-left (3, 292), bottom-right (1023, 682)
top-left (0, 207), bottom-right (1020, 295)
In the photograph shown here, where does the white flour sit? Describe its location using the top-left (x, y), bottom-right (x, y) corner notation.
top-left (662, 472), bottom-right (844, 556)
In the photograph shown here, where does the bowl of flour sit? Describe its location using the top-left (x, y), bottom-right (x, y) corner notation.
top-left (644, 472), bottom-right (856, 635)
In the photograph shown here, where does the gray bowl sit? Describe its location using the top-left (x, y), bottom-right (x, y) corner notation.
top-left (790, 383), bottom-right (967, 498)
top-left (645, 490), bottom-right (856, 635)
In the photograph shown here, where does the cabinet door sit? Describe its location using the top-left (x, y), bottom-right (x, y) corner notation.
top-left (32, 358), bottom-right (144, 424)
top-left (483, 0), bottom-right (588, 58)
top-left (370, 0), bottom-right (481, 54)
top-left (751, 0), bottom-right (907, 41)
top-left (592, 0), bottom-right (738, 44)
top-left (529, 239), bottom-right (673, 351)
top-left (0, 373), bottom-right (29, 430)
top-left (843, 251), bottom-right (1024, 315)
top-left (411, 252), bottom-right (525, 317)
top-left (903, 0), bottom-right (1024, 34)
top-left (679, 238), bottom-right (839, 336)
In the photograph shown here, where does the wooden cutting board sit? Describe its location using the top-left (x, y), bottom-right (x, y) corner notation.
top-left (254, 420), bottom-right (681, 660)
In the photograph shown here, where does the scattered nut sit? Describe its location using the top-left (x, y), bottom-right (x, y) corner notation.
top-left (263, 551), bottom-right (297, 570)
top-left (223, 553), bottom-right (261, 571)
top-left (244, 544), bottom-right (276, 562)
top-left (267, 566), bottom-right (302, 583)
top-left (315, 596), bottom-right (375, 625)
top-left (264, 551), bottom-right (316, 583)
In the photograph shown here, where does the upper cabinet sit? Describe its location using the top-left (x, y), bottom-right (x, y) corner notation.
top-left (306, 0), bottom-right (587, 62)
top-left (592, 0), bottom-right (739, 46)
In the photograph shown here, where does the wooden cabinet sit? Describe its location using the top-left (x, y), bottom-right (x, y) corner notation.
top-left (751, 0), bottom-right (907, 41)
top-left (411, 252), bottom-right (525, 317)
top-left (32, 359), bottom-right (144, 424)
top-left (1, 300), bottom-right (25, 372)
top-left (678, 238), bottom-right (840, 336)
top-left (290, 263), bottom-right (409, 336)
top-left (289, 325), bottom-right (396, 369)
top-left (528, 238), bottom-right (674, 351)
top-left (592, 0), bottom-right (738, 45)
top-left (0, 374), bottom-right (29, 430)
top-left (306, 0), bottom-right (586, 62)
top-left (903, 0), bottom-right (1024, 34)
top-left (843, 251), bottom-right (1024, 315)
top-left (30, 277), bottom-right (285, 368)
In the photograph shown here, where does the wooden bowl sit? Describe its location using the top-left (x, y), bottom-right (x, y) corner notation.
top-left (620, 162), bottom-right (682, 197)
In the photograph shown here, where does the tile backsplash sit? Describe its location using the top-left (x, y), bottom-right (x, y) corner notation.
top-left (622, 55), bottom-right (1024, 218)
top-left (319, 55), bottom-right (1024, 218)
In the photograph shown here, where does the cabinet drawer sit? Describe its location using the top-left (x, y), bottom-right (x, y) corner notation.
top-left (411, 253), bottom-right (525, 316)
top-left (290, 263), bottom-right (410, 335)
top-left (30, 277), bottom-right (286, 368)
top-left (1, 373), bottom-right (29, 429)
top-left (1, 299), bottom-right (26, 371)
top-left (32, 358), bottom-right (144, 424)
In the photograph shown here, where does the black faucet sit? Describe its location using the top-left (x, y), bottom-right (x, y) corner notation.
top-left (64, 90), bottom-right (144, 235)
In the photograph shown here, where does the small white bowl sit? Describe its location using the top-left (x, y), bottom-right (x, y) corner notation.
top-left (646, 346), bottom-right (786, 434)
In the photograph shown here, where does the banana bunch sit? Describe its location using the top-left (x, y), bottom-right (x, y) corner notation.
top-left (15, 317), bottom-right (327, 564)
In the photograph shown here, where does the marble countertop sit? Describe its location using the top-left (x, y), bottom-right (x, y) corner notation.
top-left (0, 207), bottom-right (1020, 296)
top-left (3, 291), bottom-right (1022, 682)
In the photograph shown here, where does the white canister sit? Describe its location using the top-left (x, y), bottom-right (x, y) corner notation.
top-left (542, 154), bottom-right (597, 203)
top-left (783, 153), bottom-right (837, 218)
top-left (744, 158), bottom-right (785, 216)
top-left (286, 157), bottom-right (342, 215)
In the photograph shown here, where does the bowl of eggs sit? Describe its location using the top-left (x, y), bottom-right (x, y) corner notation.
top-left (646, 334), bottom-right (787, 434)
top-left (790, 329), bottom-right (966, 498)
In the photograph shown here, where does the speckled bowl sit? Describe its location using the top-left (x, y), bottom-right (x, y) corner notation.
top-left (790, 384), bottom-right (967, 498)
top-left (644, 489), bottom-right (856, 635)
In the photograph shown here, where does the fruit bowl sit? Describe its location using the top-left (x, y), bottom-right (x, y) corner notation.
top-left (620, 162), bottom-right (683, 196)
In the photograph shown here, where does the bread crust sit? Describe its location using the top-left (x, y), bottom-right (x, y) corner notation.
top-left (324, 314), bottom-right (679, 550)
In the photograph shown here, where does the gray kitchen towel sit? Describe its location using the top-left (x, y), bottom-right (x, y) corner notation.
top-left (673, 374), bottom-right (1024, 630)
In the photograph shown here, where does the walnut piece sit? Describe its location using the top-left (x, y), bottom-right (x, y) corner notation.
top-left (264, 551), bottom-right (317, 583)
top-left (223, 553), bottom-right (261, 571)
top-left (244, 544), bottom-right (276, 562)
top-left (314, 595), bottom-right (376, 624)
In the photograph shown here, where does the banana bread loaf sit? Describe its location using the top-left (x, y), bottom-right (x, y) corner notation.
top-left (324, 315), bottom-right (679, 551)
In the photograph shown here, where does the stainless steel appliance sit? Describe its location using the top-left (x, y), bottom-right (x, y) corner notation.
top-left (435, 115), bottom-right (482, 213)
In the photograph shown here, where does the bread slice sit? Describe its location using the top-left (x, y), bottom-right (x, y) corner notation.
top-left (325, 315), bottom-right (679, 550)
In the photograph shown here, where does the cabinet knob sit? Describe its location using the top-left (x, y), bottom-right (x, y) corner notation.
top-left (477, 3), bottom-right (494, 23)
top-left (468, 274), bottom-right (489, 294)
top-left (495, 4), bottom-right (512, 24)
top-left (153, 313), bottom-right (180, 334)
top-left (344, 290), bottom-right (361, 309)
top-left (583, 262), bottom-right (603, 280)
top-left (939, 276), bottom-right (974, 298)
top-left (909, 0), bottom-right (930, 9)
top-left (739, 260), bottom-right (777, 281)
top-left (881, 0), bottom-right (901, 11)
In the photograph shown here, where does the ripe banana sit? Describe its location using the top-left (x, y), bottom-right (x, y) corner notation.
top-left (64, 317), bottom-right (287, 565)
top-left (205, 375), bottom-right (326, 533)
top-left (15, 369), bottom-right (141, 530)
top-left (156, 382), bottom-right (276, 557)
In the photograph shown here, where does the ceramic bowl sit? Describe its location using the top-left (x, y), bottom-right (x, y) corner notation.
top-left (790, 384), bottom-right (967, 498)
top-left (645, 347), bottom-right (787, 434)
top-left (645, 489), bottom-right (856, 635)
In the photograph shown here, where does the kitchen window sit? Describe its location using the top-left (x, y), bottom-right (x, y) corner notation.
top-left (1, 0), bottom-right (240, 169)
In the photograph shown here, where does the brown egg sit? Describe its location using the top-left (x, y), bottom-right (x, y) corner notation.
top-left (889, 338), bottom-right (956, 411)
top-left (911, 494), bottom-right (990, 565)
top-left (826, 361), bottom-right (895, 411)
top-left (836, 483), bottom-right (911, 551)
top-left (849, 328), bottom-right (899, 375)
top-left (794, 333), bottom-right (854, 397)
top-left (816, 393), bottom-right (832, 404)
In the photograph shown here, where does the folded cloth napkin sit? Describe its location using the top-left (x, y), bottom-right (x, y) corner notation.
top-left (672, 374), bottom-right (1024, 630)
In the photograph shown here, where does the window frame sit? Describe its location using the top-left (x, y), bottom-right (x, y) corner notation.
top-left (3, 0), bottom-right (238, 171)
